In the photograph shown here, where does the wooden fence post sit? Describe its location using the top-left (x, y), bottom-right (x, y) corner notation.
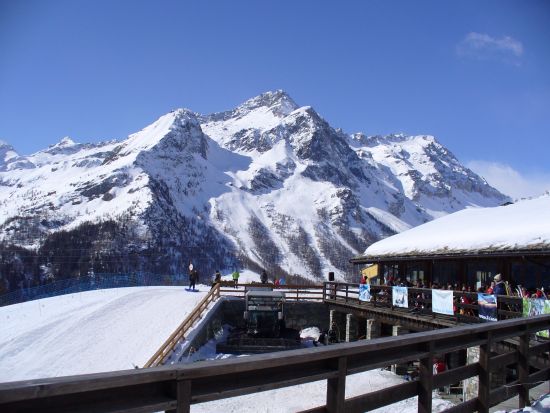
top-left (326, 356), bottom-right (347, 413)
top-left (165, 380), bottom-right (191, 413)
top-left (418, 342), bottom-right (434, 413)
top-left (177, 380), bottom-right (192, 413)
top-left (477, 331), bottom-right (492, 413)
top-left (518, 328), bottom-right (530, 408)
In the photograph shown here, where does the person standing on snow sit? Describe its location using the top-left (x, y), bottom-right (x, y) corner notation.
top-left (260, 269), bottom-right (268, 284)
top-left (211, 270), bottom-right (221, 290)
top-left (232, 269), bottom-right (240, 289)
top-left (189, 269), bottom-right (198, 291)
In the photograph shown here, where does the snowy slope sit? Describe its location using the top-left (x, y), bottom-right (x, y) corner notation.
top-left (0, 91), bottom-right (509, 286)
top-left (0, 288), bottom-right (454, 412)
top-left (0, 286), bottom-right (208, 381)
top-left (361, 195), bottom-right (550, 258)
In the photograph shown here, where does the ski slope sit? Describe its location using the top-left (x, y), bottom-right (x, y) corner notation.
top-left (0, 285), bottom-right (456, 412)
top-left (0, 286), bottom-right (208, 382)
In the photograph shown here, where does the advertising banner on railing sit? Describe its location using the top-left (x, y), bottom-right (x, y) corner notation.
top-left (392, 286), bottom-right (408, 308)
top-left (432, 289), bottom-right (454, 315)
top-left (522, 298), bottom-right (550, 338)
top-left (359, 284), bottom-right (371, 302)
top-left (478, 293), bottom-right (498, 321)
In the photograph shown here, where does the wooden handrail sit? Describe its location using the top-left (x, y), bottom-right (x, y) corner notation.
top-left (219, 283), bottom-right (325, 301)
top-left (1, 314), bottom-right (548, 413)
top-left (143, 283), bottom-right (221, 368)
top-left (324, 281), bottom-right (525, 320)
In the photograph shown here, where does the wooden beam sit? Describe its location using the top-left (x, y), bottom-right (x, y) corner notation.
top-left (417, 342), bottom-right (433, 413)
top-left (477, 332), bottom-right (491, 413)
top-left (344, 380), bottom-right (417, 412)
top-left (175, 380), bottom-right (191, 413)
top-left (518, 329), bottom-right (530, 408)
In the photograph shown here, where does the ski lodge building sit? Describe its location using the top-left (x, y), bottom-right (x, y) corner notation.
top-left (351, 195), bottom-right (550, 291)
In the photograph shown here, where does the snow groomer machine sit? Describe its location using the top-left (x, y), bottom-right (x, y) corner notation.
top-left (216, 289), bottom-right (302, 354)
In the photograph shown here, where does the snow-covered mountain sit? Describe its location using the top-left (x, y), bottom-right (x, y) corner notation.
top-left (0, 91), bottom-right (508, 291)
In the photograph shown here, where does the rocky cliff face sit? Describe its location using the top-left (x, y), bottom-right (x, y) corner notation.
top-left (0, 91), bottom-right (508, 292)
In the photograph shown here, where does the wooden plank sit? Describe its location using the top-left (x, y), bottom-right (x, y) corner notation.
top-left (189, 363), bottom-right (340, 403)
top-left (530, 340), bottom-right (550, 356)
top-left (490, 351), bottom-right (518, 370)
top-left (441, 398), bottom-right (478, 413)
top-left (490, 380), bottom-right (519, 406)
top-left (0, 368), bottom-right (178, 403)
top-left (528, 367), bottom-right (550, 388)
top-left (298, 406), bottom-right (327, 413)
top-left (344, 380), bottom-right (417, 412)
top-left (433, 363), bottom-right (478, 388)
top-left (2, 382), bottom-right (177, 413)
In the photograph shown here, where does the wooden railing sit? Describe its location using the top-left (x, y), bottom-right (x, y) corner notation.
top-left (219, 282), bottom-right (325, 301)
top-left (143, 284), bottom-right (221, 368)
top-left (323, 282), bottom-right (525, 322)
top-left (1, 314), bottom-right (548, 413)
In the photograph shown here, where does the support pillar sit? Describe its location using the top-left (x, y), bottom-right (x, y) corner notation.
top-left (391, 325), bottom-right (403, 374)
top-left (366, 319), bottom-right (380, 340)
top-left (345, 313), bottom-right (352, 342)
top-left (463, 346), bottom-right (479, 403)
top-left (329, 309), bottom-right (335, 326)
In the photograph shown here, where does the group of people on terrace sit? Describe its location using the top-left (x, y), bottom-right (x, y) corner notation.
top-left (364, 272), bottom-right (548, 299)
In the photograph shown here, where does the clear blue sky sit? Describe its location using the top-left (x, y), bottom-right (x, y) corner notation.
top-left (1, 0), bottom-right (549, 197)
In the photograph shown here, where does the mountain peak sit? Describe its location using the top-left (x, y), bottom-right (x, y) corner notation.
top-left (171, 108), bottom-right (201, 126)
top-left (237, 90), bottom-right (299, 117)
top-left (0, 139), bottom-right (13, 150)
top-left (43, 136), bottom-right (77, 151)
top-left (57, 136), bottom-right (76, 147)
top-left (0, 140), bottom-right (34, 171)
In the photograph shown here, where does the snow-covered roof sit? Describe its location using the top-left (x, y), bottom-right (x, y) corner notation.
top-left (357, 195), bottom-right (550, 260)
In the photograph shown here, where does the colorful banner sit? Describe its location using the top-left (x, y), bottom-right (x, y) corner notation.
top-left (392, 286), bottom-right (408, 308)
top-left (522, 298), bottom-right (550, 338)
top-left (478, 293), bottom-right (498, 321)
top-left (432, 289), bottom-right (454, 315)
top-left (359, 284), bottom-right (371, 302)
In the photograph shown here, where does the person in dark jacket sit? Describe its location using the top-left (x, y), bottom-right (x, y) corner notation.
top-left (260, 269), bottom-right (268, 284)
top-left (211, 270), bottom-right (221, 290)
top-left (189, 269), bottom-right (198, 291)
top-left (493, 274), bottom-right (506, 296)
